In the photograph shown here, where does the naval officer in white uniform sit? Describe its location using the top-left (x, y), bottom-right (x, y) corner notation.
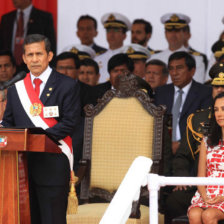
top-left (150, 13), bottom-right (206, 84)
top-left (95, 12), bottom-right (131, 83)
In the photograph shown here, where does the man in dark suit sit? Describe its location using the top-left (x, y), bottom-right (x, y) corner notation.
top-left (155, 51), bottom-right (212, 154)
top-left (163, 62), bottom-right (224, 224)
top-left (76, 15), bottom-right (107, 55)
top-left (0, 0), bottom-right (56, 69)
top-left (2, 34), bottom-right (80, 224)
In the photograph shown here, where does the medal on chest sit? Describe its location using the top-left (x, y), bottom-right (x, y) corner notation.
top-left (30, 103), bottom-right (42, 116)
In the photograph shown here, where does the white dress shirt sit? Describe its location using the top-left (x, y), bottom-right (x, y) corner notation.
top-left (30, 66), bottom-right (52, 97)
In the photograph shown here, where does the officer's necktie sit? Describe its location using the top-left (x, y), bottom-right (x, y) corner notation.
top-left (14, 11), bottom-right (24, 66)
top-left (172, 89), bottom-right (183, 141)
top-left (34, 78), bottom-right (42, 97)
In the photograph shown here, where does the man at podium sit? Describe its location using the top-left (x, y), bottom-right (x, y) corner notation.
top-left (1, 34), bottom-right (81, 224)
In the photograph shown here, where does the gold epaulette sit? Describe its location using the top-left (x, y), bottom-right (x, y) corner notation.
top-left (189, 50), bottom-right (201, 56)
top-left (95, 50), bottom-right (107, 56)
top-left (150, 50), bottom-right (161, 55)
top-left (186, 113), bottom-right (203, 160)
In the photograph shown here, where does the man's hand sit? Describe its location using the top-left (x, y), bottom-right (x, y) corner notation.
top-left (172, 141), bottom-right (180, 154)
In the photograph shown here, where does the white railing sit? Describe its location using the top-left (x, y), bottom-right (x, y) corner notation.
top-left (148, 174), bottom-right (224, 224)
top-left (100, 157), bottom-right (224, 224)
top-left (100, 156), bottom-right (152, 224)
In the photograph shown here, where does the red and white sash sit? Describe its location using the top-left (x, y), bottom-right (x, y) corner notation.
top-left (15, 73), bottom-right (73, 171)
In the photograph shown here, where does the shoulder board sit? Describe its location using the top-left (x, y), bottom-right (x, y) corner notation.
top-left (95, 50), bottom-right (107, 56)
top-left (188, 50), bottom-right (201, 56)
top-left (150, 50), bottom-right (161, 55)
top-left (196, 108), bottom-right (204, 112)
top-left (194, 107), bottom-right (212, 120)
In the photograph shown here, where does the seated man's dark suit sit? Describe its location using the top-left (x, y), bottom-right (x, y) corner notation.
top-left (2, 70), bottom-right (81, 224)
top-left (0, 6), bottom-right (56, 54)
top-left (155, 80), bottom-right (212, 223)
top-left (154, 80), bottom-right (212, 140)
top-left (73, 80), bottom-right (111, 172)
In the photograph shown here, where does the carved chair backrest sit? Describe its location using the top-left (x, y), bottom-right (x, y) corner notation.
top-left (80, 74), bottom-right (166, 200)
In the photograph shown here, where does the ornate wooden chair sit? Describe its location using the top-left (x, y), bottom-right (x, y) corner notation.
top-left (67, 74), bottom-right (166, 224)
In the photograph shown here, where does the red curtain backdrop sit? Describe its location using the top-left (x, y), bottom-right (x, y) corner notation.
top-left (0, 0), bottom-right (57, 33)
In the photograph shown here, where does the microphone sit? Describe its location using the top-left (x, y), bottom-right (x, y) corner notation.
top-left (0, 71), bottom-right (26, 90)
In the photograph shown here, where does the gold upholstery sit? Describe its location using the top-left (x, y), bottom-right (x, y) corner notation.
top-left (91, 97), bottom-right (154, 192)
top-left (67, 203), bottom-right (164, 224)
top-left (68, 74), bottom-right (166, 224)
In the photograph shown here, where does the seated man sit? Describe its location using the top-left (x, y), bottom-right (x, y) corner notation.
top-left (78, 58), bottom-right (100, 86)
top-left (0, 50), bottom-right (17, 119)
top-left (163, 62), bottom-right (224, 223)
top-left (90, 53), bottom-right (153, 104)
top-left (155, 51), bottom-right (212, 155)
top-left (145, 59), bottom-right (168, 92)
top-left (121, 43), bottom-right (150, 79)
top-left (54, 51), bottom-right (80, 80)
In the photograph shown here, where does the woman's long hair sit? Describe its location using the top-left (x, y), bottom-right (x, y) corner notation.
top-left (207, 92), bottom-right (224, 147)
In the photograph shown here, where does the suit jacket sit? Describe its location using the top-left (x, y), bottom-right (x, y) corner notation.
top-left (0, 6), bottom-right (56, 54)
top-left (92, 43), bottom-right (107, 55)
top-left (154, 80), bottom-right (212, 138)
top-left (72, 80), bottom-right (111, 172)
top-left (2, 70), bottom-right (81, 186)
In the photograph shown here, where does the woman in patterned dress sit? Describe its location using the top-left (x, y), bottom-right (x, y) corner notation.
top-left (188, 92), bottom-right (224, 224)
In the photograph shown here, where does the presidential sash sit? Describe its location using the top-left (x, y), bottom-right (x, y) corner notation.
top-left (15, 73), bottom-right (73, 171)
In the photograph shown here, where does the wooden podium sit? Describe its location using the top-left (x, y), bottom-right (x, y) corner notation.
top-left (0, 128), bottom-right (61, 224)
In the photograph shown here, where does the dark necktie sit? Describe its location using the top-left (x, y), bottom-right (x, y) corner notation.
top-left (34, 78), bottom-right (42, 97)
top-left (14, 11), bottom-right (24, 66)
top-left (172, 89), bottom-right (183, 141)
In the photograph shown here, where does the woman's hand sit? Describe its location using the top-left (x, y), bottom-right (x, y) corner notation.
top-left (204, 196), bottom-right (224, 204)
top-left (202, 195), bottom-right (211, 204)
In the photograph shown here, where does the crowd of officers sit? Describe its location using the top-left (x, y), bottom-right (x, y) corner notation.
top-left (1, 0), bottom-right (224, 223)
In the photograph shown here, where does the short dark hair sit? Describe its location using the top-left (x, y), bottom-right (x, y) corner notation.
top-left (0, 50), bottom-right (16, 67)
top-left (23, 34), bottom-right (51, 53)
top-left (108, 53), bottom-right (134, 73)
top-left (146, 59), bottom-right (169, 77)
top-left (54, 51), bottom-right (80, 69)
top-left (80, 58), bottom-right (99, 74)
top-left (132, 19), bottom-right (152, 34)
top-left (208, 92), bottom-right (224, 147)
top-left (77, 15), bottom-right (97, 30)
top-left (168, 51), bottom-right (196, 70)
